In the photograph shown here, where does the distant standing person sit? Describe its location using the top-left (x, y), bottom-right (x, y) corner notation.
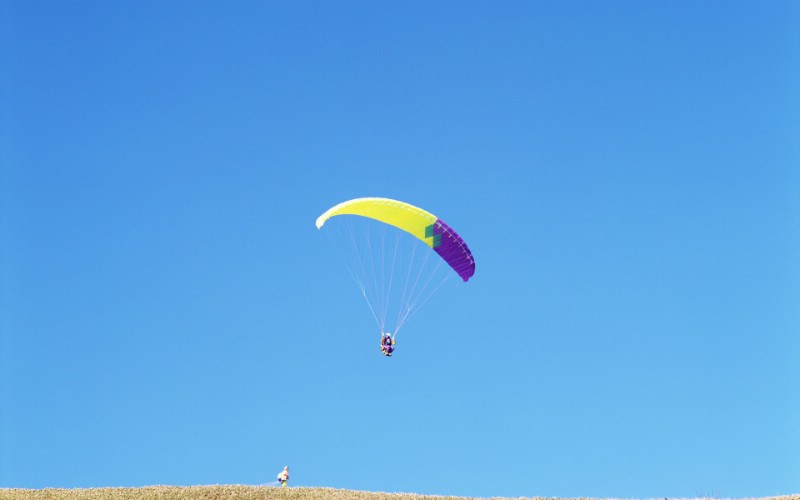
top-left (277, 466), bottom-right (289, 487)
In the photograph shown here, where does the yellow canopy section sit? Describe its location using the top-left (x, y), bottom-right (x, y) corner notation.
top-left (316, 197), bottom-right (439, 248)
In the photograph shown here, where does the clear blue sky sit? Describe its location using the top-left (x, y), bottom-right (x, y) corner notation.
top-left (2, 1), bottom-right (798, 498)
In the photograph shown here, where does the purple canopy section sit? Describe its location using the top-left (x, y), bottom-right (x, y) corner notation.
top-left (428, 219), bottom-right (475, 282)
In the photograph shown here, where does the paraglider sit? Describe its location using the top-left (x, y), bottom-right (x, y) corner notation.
top-left (381, 331), bottom-right (395, 356)
top-left (316, 197), bottom-right (475, 356)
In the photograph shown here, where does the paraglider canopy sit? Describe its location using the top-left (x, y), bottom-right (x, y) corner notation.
top-left (316, 197), bottom-right (475, 281)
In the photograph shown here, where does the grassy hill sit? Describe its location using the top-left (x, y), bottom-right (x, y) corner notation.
top-left (1, 486), bottom-right (798, 500)
top-left (0, 486), bottom-right (520, 499)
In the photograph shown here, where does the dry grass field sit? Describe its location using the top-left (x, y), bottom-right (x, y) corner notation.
top-left (0, 485), bottom-right (544, 500)
top-left (1, 486), bottom-right (798, 500)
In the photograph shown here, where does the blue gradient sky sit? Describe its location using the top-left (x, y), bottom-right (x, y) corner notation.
top-left (2, 1), bottom-right (799, 498)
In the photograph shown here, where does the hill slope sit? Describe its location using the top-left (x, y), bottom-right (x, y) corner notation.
top-left (1, 486), bottom-right (798, 500)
